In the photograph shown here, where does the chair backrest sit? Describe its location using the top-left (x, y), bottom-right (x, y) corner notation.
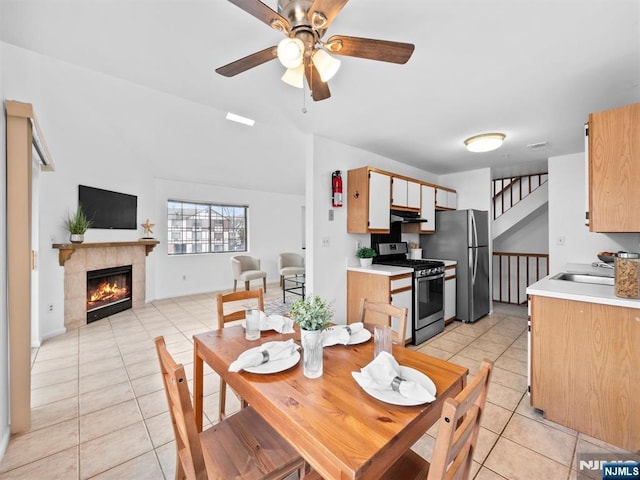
top-left (278, 252), bottom-right (304, 270)
top-left (217, 288), bottom-right (265, 329)
top-left (154, 336), bottom-right (207, 479)
top-left (428, 359), bottom-right (493, 480)
top-left (231, 255), bottom-right (260, 278)
top-left (356, 298), bottom-right (408, 345)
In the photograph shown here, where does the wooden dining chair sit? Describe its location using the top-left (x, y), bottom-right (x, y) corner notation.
top-left (215, 288), bottom-right (264, 420)
top-left (382, 359), bottom-right (494, 480)
top-left (155, 336), bottom-right (306, 480)
top-left (356, 298), bottom-right (409, 345)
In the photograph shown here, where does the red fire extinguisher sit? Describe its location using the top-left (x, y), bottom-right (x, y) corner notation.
top-left (332, 170), bottom-right (343, 207)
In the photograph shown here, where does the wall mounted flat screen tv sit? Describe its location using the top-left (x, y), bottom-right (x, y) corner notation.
top-left (79, 185), bottom-right (137, 230)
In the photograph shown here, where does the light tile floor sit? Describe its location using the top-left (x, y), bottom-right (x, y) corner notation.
top-left (0, 287), bottom-right (633, 479)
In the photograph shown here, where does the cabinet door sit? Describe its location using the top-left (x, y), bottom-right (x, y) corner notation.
top-left (420, 185), bottom-right (436, 233)
top-left (407, 181), bottom-right (421, 209)
top-left (444, 274), bottom-right (456, 322)
top-left (368, 172), bottom-right (391, 230)
top-left (390, 274), bottom-right (413, 342)
top-left (589, 102), bottom-right (640, 232)
top-left (447, 191), bottom-right (458, 209)
top-left (435, 188), bottom-right (448, 208)
top-left (391, 177), bottom-right (408, 207)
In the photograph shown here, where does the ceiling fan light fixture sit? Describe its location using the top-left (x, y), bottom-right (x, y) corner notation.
top-left (277, 37), bottom-right (305, 69)
top-left (464, 133), bottom-right (506, 153)
top-left (281, 64), bottom-right (304, 88)
top-left (312, 48), bottom-right (340, 82)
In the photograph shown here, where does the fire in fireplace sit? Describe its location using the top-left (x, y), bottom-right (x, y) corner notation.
top-left (86, 265), bottom-right (133, 322)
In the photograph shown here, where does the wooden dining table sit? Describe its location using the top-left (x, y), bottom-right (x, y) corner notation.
top-left (193, 325), bottom-right (468, 480)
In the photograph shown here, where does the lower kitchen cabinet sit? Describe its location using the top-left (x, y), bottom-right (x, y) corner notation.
top-left (444, 264), bottom-right (456, 323)
top-left (529, 295), bottom-right (640, 451)
top-left (347, 270), bottom-right (413, 344)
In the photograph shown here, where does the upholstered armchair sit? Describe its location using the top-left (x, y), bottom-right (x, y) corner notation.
top-left (231, 255), bottom-right (267, 292)
top-left (278, 252), bottom-right (305, 287)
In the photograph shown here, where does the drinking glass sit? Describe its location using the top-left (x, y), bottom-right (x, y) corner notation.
top-left (302, 330), bottom-right (323, 378)
top-left (374, 325), bottom-right (392, 358)
top-left (245, 309), bottom-right (260, 341)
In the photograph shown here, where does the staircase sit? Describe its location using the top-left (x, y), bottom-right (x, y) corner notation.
top-left (492, 174), bottom-right (549, 304)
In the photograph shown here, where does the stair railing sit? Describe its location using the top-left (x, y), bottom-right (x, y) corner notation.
top-left (493, 252), bottom-right (549, 304)
top-left (493, 173), bottom-right (548, 219)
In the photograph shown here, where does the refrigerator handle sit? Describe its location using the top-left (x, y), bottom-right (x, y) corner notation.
top-left (470, 211), bottom-right (478, 248)
top-left (472, 246), bottom-right (478, 284)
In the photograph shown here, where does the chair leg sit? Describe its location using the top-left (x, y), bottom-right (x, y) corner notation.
top-left (280, 275), bottom-right (284, 287)
top-left (175, 451), bottom-right (186, 480)
top-left (233, 280), bottom-right (237, 292)
top-left (263, 277), bottom-right (267, 292)
top-left (244, 280), bottom-right (250, 291)
top-left (219, 378), bottom-right (227, 421)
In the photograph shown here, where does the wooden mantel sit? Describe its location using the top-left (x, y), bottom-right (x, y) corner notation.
top-left (52, 239), bottom-right (160, 266)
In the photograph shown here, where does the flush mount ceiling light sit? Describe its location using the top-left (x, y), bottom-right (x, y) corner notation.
top-left (464, 133), bottom-right (506, 153)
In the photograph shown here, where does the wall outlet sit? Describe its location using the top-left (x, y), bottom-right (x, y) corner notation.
top-left (321, 236), bottom-right (330, 247)
top-left (328, 210), bottom-right (334, 221)
top-left (182, 275), bottom-right (187, 280)
top-left (48, 304), bottom-right (53, 312)
top-left (355, 240), bottom-right (362, 251)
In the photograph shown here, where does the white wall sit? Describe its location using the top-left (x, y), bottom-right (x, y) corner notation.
top-left (154, 178), bottom-right (304, 298)
top-left (308, 136), bottom-right (439, 323)
top-left (493, 205), bottom-right (549, 253)
top-left (0, 39), bottom-right (11, 459)
top-left (548, 152), bottom-right (640, 273)
top-left (2, 43), bottom-right (307, 339)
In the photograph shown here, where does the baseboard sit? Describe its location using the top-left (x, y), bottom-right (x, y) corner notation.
top-left (38, 327), bottom-right (67, 344)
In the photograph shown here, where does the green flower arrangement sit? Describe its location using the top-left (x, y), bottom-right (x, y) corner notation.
top-left (356, 247), bottom-right (377, 259)
top-left (289, 295), bottom-right (333, 331)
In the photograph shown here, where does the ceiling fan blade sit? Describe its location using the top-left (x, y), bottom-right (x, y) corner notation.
top-left (308, 0), bottom-right (349, 30)
top-left (326, 35), bottom-right (415, 64)
top-left (227, 0), bottom-right (290, 31)
top-left (304, 59), bottom-right (331, 101)
top-left (215, 46), bottom-right (278, 77)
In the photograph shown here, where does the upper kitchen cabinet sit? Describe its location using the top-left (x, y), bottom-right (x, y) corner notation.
top-left (435, 187), bottom-right (458, 210)
top-left (391, 177), bottom-right (421, 210)
top-left (420, 184), bottom-right (436, 233)
top-left (347, 167), bottom-right (391, 233)
top-left (588, 102), bottom-right (640, 232)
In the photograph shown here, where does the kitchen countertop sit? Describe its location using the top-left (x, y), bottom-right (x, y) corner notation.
top-left (526, 262), bottom-right (640, 309)
top-left (347, 264), bottom-right (413, 276)
top-left (347, 259), bottom-right (456, 276)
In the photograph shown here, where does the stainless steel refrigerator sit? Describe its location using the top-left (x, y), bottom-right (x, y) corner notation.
top-left (420, 209), bottom-right (490, 323)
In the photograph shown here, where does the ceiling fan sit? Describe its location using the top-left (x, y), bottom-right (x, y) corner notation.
top-left (215, 0), bottom-right (415, 101)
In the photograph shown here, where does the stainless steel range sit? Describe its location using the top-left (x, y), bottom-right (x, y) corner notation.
top-left (374, 242), bottom-right (445, 345)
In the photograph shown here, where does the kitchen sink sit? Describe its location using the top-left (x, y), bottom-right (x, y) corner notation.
top-left (550, 272), bottom-right (614, 286)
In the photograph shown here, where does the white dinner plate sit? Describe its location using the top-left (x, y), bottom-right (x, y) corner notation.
top-left (322, 327), bottom-right (372, 346)
top-left (352, 366), bottom-right (437, 406)
top-left (243, 348), bottom-right (301, 374)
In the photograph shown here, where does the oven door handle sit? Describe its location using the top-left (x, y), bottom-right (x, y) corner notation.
top-left (416, 273), bottom-right (444, 281)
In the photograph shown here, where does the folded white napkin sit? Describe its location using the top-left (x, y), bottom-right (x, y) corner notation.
top-left (322, 322), bottom-right (365, 346)
top-left (258, 312), bottom-right (295, 334)
top-left (229, 339), bottom-right (299, 372)
top-left (352, 351), bottom-right (435, 402)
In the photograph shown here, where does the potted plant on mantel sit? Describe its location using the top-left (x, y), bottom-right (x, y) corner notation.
top-left (356, 246), bottom-right (377, 267)
top-left (65, 206), bottom-right (92, 244)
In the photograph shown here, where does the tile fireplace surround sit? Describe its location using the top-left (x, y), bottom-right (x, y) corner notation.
top-left (53, 241), bottom-right (159, 330)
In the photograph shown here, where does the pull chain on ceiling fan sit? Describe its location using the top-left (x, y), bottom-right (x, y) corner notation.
top-left (215, 0), bottom-right (415, 101)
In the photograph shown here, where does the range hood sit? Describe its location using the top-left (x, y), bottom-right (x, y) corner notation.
top-left (390, 209), bottom-right (428, 223)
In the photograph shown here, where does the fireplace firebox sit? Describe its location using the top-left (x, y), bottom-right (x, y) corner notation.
top-left (86, 265), bottom-right (133, 323)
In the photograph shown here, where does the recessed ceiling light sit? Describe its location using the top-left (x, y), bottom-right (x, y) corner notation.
top-left (225, 112), bottom-right (255, 126)
top-left (464, 133), bottom-right (506, 153)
